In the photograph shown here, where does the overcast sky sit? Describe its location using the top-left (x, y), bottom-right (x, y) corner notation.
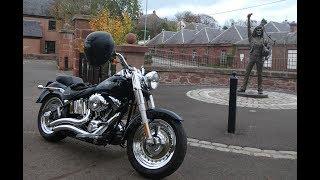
top-left (141, 0), bottom-right (297, 25)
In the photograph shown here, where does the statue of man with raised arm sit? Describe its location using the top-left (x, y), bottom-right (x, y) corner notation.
top-left (238, 13), bottom-right (270, 94)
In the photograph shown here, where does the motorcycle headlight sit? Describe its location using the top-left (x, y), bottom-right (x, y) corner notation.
top-left (144, 71), bottom-right (159, 90)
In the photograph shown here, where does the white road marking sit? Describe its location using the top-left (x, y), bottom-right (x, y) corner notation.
top-left (187, 138), bottom-right (296, 160)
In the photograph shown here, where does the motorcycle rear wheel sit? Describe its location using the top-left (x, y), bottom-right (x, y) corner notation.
top-left (37, 95), bottom-right (66, 142)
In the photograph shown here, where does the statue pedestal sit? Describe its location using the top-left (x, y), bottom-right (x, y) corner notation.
top-left (237, 91), bottom-right (268, 98)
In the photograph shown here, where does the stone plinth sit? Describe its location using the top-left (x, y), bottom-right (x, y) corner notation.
top-left (237, 91), bottom-right (269, 98)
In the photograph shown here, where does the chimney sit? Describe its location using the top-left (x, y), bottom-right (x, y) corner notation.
top-left (289, 21), bottom-right (297, 32)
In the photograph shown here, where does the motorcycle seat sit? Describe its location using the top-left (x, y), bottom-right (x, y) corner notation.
top-left (62, 85), bottom-right (97, 100)
top-left (56, 75), bottom-right (84, 87)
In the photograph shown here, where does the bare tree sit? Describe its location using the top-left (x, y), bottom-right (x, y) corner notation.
top-left (199, 14), bottom-right (220, 29)
top-left (175, 11), bottom-right (201, 23)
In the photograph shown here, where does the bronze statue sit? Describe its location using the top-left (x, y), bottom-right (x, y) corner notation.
top-left (238, 13), bottom-right (271, 94)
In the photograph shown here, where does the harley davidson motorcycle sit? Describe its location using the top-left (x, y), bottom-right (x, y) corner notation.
top-left (36, 32), bottom-right (187, 178)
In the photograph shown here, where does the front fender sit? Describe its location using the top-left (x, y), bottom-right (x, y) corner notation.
top-left (147, 108), bottom-right (183, 122)
top-left (123, 108), bottom-right (183, 140)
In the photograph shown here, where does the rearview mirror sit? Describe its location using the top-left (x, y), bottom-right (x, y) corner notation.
top-left (141, 66), bottom-right (145, 75)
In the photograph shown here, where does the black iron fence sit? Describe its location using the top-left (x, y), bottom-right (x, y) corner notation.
top-left (78, 53), bottom-right (116, 84)
top-left (146, 49), bottom-right (297, 72)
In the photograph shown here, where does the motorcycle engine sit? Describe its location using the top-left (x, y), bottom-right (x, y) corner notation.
top-left (88, 94), bottom-right (109, 112)
top-left (87, 94), bottom-right (122, 133)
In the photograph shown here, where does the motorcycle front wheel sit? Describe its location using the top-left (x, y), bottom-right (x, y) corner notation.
top-left (126, 118), bottom-right (187, 179)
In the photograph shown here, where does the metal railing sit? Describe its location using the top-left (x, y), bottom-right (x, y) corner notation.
top-left (146, 49), bottom-right (297, 72)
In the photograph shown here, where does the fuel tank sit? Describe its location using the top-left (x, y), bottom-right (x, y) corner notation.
top-left (95, 75), bottom-right (133, 101)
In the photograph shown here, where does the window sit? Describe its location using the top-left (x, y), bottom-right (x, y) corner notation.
top-left (240, 53), bottom-right (244, 61)
top-left (202, 48), bottom-right (209, 66)
top-left (168, 48), bottom-right (174, 60)
top-left (287, 50), bottom-right (297, 70)
top-left (264, 49), bottom-right (272, 68)
top-left (192, 49), bottom-right (197, 61)
top-left (205, 48), bottom-right (209, 55)
top-left (45, 41), bottom-right (55, 54)
top-left (48, 20), bottom-right (56, 31)
top-left (220, 50), bottom-right (227, 65)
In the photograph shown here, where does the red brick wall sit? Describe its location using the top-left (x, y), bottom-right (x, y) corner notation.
top-left (146, 66), bottom-right (297, 92)
top-left (23, 38), bottom-right (41, 54)
top-left (58, 31), bottom-right (74, 70)
top-left (151, 44), bottom-right (297, 71)
top-left (153, 45), bottom-right (234, 65)
top-left (235, 45), bottom-right (297, 71)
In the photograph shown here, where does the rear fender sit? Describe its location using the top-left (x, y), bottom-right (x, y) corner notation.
top-left (36, 82), bottom-right (67, 103)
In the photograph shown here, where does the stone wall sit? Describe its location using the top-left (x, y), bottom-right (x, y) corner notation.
top-left (23, 53), bottom-right (58, 61)
top-left (146, 66), bottom-right (297, 92)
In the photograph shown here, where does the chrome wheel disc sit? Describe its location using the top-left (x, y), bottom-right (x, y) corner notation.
top-left (40, 97), bottom-right (63, 134)
top-left (132, 119), bottom-right (176, 169)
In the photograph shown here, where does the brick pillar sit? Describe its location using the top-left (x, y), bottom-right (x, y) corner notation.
top-left (115, 33), bottom-right (148, 72)
top-left (71, 14), bottom-right (92, 76)
top-left (58, 29), bottom-right (74, 71)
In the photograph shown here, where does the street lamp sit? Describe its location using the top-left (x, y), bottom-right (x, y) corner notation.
top-left (143, 0), bottom-right (148, 45)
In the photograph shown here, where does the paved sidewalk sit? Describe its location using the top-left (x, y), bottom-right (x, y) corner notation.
top-left (23, 59), bottom-right (297, 179)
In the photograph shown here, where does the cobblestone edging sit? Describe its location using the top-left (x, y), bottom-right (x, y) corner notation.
top-left (186, 88), bottom-right (297, 109)
top-left (23, 59), bottom-right (57, 65)
top-left (187, 138), bottom-right (297, 160)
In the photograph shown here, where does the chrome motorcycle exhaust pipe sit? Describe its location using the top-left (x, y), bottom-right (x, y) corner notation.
top-left (52, 124), bottom-right (90, 136)
top-left (49, 109), bottom-right (91, 127)
top-left (76, 112), bottom-right (121, 138)
top-left (51, 112), bottom-right (120, 139)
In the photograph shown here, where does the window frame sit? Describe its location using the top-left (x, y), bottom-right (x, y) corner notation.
top-left (287, 49), bottom-right (297, 70)
top-left (192, 49), bottom-right (197, 61)
top-left (220, 50), bottom-right (227, 65)
top-left (44, 41), bottom-right (56, 54)
top-left (48, 19), bottom-right (56, 31)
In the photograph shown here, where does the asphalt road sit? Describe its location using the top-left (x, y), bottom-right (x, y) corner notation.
top-left (23, 60), bottom-right (297, 179)
top-left (153, 85), bottom-right (297, 151)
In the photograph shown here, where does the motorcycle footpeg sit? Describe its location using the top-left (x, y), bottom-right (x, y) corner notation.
top-left (76, 134), bottom-right (101, 139)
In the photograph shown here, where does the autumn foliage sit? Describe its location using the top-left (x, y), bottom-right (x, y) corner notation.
top-left (89, 9), bottom-right (133, 45)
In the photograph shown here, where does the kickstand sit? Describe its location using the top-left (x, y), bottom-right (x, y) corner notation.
top-left (120, 141), bottom-right (127, 148)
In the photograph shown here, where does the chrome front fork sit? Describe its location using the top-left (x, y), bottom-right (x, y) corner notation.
top-left (134, 89), bottom-right (153, 139)
top-left (132, 71), bottom-right (155, 140)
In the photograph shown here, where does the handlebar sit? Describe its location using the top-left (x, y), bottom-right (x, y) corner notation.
top-left (115, 52), bottom-right (133, 70)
